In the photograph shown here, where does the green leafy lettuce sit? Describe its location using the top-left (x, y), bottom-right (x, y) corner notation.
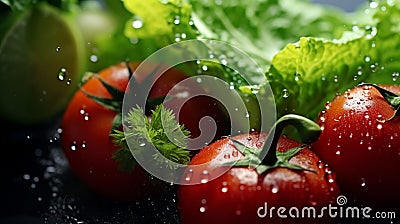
top-left (267, 0), bottom-right (400, 120)
top-left (189, 0), bottom-right (358, 70)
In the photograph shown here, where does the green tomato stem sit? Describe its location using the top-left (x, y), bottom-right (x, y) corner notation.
top-left (261, 114), bottom-right (321, 166)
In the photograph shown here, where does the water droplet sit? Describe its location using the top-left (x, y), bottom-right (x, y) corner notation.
top-left (364, 56), bottom-right (371, 62)
top-left (282, 89), bottom-right (290, 98)
top-left (201, 170), bottom-right (209, 183)
top-left (360, 178), bottom-right (366, 187)
top-left (199, 207), bottom-right (206, 213)
top-left (245, 112), bottom-right (250, 118)
top-left (132, 18), bottom-right (143, 29)
top-left (130, 37), bottom-right (139, 44)
top-left (185, 169), bottom-right (193, 182)
top-left (173, 16), bottom-right (180, 25)
top-left (370, 1), bottom-right (378, 9)
top-left (82, 141), bottom-right (87, 149)
top-left (137, 137), bottom-right (146, 147)
top-left (196, 77), bottom-right (202, 83)
top-left (236, 210), bottom-right (242, 216)
top-left (66, 78), bottom-right (72, 85)
top-left (58, 68), bottom-right (67, 81)
top-left (392, 72), bottom-right (399, 82)
top-left (23, 174), bottom-right (31, 180)
top-left (317, 160), bottom-right (324, 169)
top-left (70, 141), bottom-right (77, 151)
top-left (84, 113), bottom-right (89, 121)
top-left (56, 46), bottom-right (61, 52)
top-left (271, 185), bottom-right (279, 193)
top-left (201, 65), bottom-right (208, 71)
top-left (294, 72), bottom-right (301, 81)
top-left (332, 75), bottom-right (339, 84)
top-left (90, 55), bottom-right (98, 63)
top-left (377, 124), bottom-right (383, 130)
top-left (221, 187), bottom-right (228, 193)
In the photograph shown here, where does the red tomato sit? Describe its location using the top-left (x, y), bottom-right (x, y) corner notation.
top-left (61, 62), bottom-right (230, 200)
top-left (312, 84), bottom-right (400, 208)
top-left (178, 132), bottom-right (339, 224)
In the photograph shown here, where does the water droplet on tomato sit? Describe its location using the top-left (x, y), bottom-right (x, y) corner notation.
top-left (236, 210), bottom-right (242, 216)
top-left (200, 170), bottom-right (209, 183)
top-left (185, 169), bottom-right (193, 182)
top-left (317, 160), bottom-right (324, 169)
top-left (199, 207), bottom-right (206, 213)
top-left (70, 141), bottom-right (77, 151)
top-left (271, 185), bottom-right (279, 194)
top-left (221, 187), bottom-right (228, 193)
top-left (377, 124), bottom-right (383, 130)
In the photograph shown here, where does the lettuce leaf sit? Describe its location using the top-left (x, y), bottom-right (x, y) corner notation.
top-left (189, 0), bottom-right (356, 70)
top-left (267, 0), bottom-right (400, 120)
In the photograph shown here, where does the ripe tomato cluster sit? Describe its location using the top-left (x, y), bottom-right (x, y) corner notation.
top-left (61, 61), bottom-right (400, 223)
top-left (61, 61), bottom-right (229, 200)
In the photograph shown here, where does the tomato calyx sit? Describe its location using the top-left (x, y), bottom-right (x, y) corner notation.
top-left (358, 83), bottom-right (400, 121)
top-left (224, 114), bottom-right (321, 174)
top-left (79, 62), bottom-right (166, 133)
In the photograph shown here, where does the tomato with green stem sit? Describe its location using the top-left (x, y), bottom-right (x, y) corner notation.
top-left (312, 84), bottom-right (400, 208)
top-left (178, 114), bottom-right (339, 224)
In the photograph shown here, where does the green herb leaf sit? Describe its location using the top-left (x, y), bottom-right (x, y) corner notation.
top-left (111, 104), bottom-right (191, 172)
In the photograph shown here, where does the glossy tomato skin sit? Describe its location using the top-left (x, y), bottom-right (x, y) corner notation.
top-left (62, 62), bottom-right (231, 200)
top-left (178, 133), bottom-right (339, 224)
top-left (312, 85), bottom-right (400, 208)
top-left (61, 62), bottom-right (154, 201)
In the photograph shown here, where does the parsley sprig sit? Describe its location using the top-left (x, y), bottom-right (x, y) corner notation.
top-left (111, 104), bottom-right (191, 172)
